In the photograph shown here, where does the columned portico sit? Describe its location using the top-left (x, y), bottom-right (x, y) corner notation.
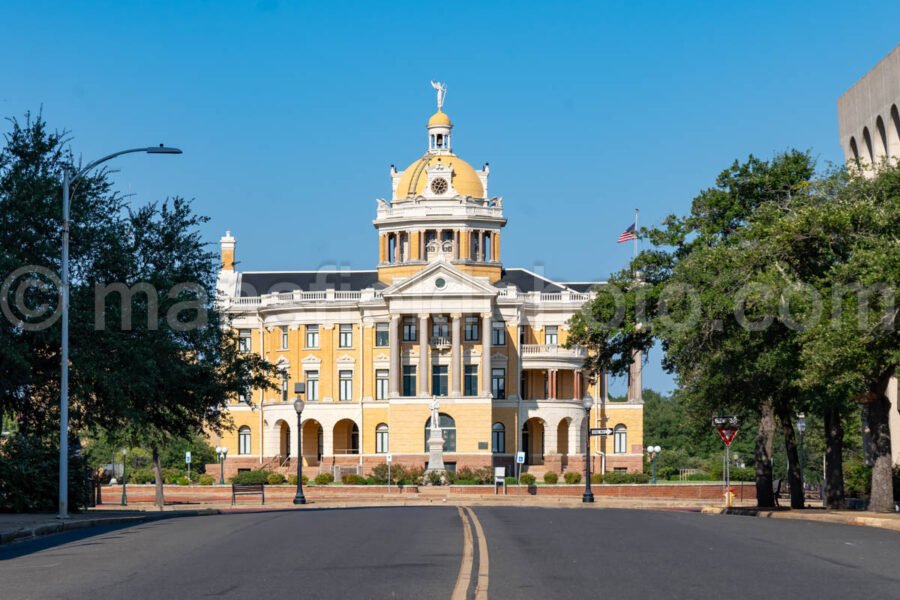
top-left (451, 313), bottom-right (462, 396)
top-left (481, 312), bottom-right (492, 396)
top-left (418, 313), bottom-right (429, 396)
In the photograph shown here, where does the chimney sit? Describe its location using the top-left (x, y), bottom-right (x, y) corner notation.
top-left (220, 230), bottom-right (236, 271)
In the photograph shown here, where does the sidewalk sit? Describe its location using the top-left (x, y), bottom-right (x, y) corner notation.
top-left (701, 506), bottom-right (900, 532)
top-left (0, 508), bottom-right (217, 545)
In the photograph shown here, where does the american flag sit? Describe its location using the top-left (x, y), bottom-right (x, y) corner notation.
top-left (617, 223), bottom-right (636, 243)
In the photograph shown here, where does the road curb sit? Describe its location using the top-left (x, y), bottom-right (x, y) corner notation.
top-left (700, 506), bottom-right (900, 532)
top-left (0, 509), bottom-right (221, 545)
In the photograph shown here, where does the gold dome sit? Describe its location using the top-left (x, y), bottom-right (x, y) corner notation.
top-left (396, 154), bottom-right (484, 198)
top-left (428, 110), bottom-right (452, 127)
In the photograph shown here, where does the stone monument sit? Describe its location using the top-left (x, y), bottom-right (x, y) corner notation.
top-left (425, 398), bottom-right (446, 474)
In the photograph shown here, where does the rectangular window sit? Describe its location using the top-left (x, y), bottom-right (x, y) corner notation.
top-left (376, 426), bottom-right (389, 454)
top-left (491, 368), bottom-right (506, 400)
top-left (280, 326), bottom-right (289, 350)
top-left (402, 365), bottom-right (416, 397)
top-left (545, 326), bottom-right (558, 346)
top-left (375, 323), bottom-right (389, 347)
top-left (520, 373), bottom-right (528, 400)
top-left (375, 369), bottom-right (389, 400)
top-left (306, 324), bottom-right (319, 348)
top-left (432, 317), bottom-right (449, 339)
top-left (491, 321), bottom-right (505, 345)
top-left (306, 371), bottom-right (319, 401)
top-left (339, 370), bottom-right (353, 401)
top-left (339, 324), bottom-right (353, 348)
top-left (464, 316), bottom-right (480, 341)
top-left (281, 372), bottom-right (289, 402)
top-left (519, 325), bottom-right (526, 346)
top-left (432, 365), bottom-right (448, 397)
top-left (238, 329), bottom-right (251, 353)
top-left (402, 318), bottom-right (417, 342)
top-left (464, 365), bottom-right (478, 397)
top-left (238, 386), bottom-right (250, 404)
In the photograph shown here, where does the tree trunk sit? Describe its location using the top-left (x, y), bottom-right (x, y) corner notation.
top-left (864, 373), bottom-right (894, 513)
top-left (755, 398), bottom-right (776, 508)
top-left (823, 405), bottom-right (845, 509)
top-left (776, 404), bottom-right (804, 509)
top-left (152, 446), bottom-right (165, 510)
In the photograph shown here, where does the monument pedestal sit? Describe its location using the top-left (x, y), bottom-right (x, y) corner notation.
top-left (425, 428), bottom-right (445, 474)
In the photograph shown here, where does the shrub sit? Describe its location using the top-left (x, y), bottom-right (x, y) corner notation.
top-left (505, 476), bottom-right (518, 486)
top-left (314, 473), bottom-right (334, 485)
top-left (453, 467), bottom-right (475, 483)
top-left (590, 473), bottom-right (604, 484)
top-left (455, 479), bottom-right (479, 485)
top-left (369, 463), bottom-right (390, 484)
top-left (287, 474), bottom-right (308, 486)
top-left (564, 471), bottom-right (582, 484)
top-left (844, 460), bottom-right (871, 498)
top-left (176, 476), bottom-right (190, 486)
top-left (473, 467), bottom-right (494, 484)
top-left (401, 466), bottom-right (425, 485)
top-left (631, 473), bottom-right (651, 484)
top-left (162, 468), bottom-right (185, 484)
top-left (730, 467), bottom-right (755, 482)
top-left (602, 472), bottom-right (631, 484)
top-left (543, 471), bottom-right (559, 484)
top-left (520, 473), bottom-right (536, 485)
top-left (266, 473), bottom-right (286, 485)
top-left (231, 470), bottom-right (270, 485)
top-left (0, 433), bottom-right (91, 512)
top-left (343, 474), bottom-right (368, 485)
top-left (683, 472), bottom-right (713, 482)
top-left (427, 470), bottom-right (443, 485)
top-left (129, 467), bottom-right (156, 484)
top-left (199, 474), bottom-right (215, 485)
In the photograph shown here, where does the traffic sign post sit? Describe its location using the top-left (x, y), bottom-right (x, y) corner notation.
top-left (713, 416), bottom-right (739, 506)
top-left (185, 451), bottom-right (191, 483)
top-left (590, 428), bottom-right (614, 436)
top-left (386, 454), bottom-right (392, 493)
top-left (516, 451), bottom-right (525, 490)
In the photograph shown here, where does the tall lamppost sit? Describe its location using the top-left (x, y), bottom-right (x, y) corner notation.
top-left (797, 413), bottom-right (806, 495)
top-left (582, 396), bottom-right (595, 503)
top-left (646, 445), bottom-right (661, 484)
top-left (216, 446), bottom-right (228, 484)
top-left (120, 448), bottom-right (128, 506)
top-left (57, 145), bottom-right (182, 519)
top-left (293, 383), bottom-right (307, 505)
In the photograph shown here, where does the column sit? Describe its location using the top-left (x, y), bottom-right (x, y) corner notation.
top-left (574, 370), bottom-right (582, 400)
top-left (389, 315), bottom-right (400, 396)
top-left (419, 313), bottom-right (429, 396)
top-left (481, 312), bottom-right (492, 396)
top-left (451, 313), bottom-right (462, 396)
top-left (493, 233), bottom-right (500, 262)
top-left (549, 369), bottom-right (557, 400)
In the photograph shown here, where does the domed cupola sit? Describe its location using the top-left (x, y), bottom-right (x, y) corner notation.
top-left (427, 81), bottom-right (453, 152)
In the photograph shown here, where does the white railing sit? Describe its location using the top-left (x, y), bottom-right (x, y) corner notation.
top-left (521, 344), bottom-right (587, 357)
top-left (430, 336), bottom-right (451, 348)
top-left (497, 289), bottom-right (592, 304)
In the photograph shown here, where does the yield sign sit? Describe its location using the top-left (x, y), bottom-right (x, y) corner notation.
top-left (717, 426), bottom-right (738, 447)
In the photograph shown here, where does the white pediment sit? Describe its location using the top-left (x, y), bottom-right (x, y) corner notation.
top-left (336, 354), bottom-right (356, 365)
top-left (301, 354), bottom-right (321, 365)
top-left (382, 259), bottom-right (498, 299)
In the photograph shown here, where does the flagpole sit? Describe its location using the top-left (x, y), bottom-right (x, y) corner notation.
top-left (633, 208), bottom-right (639, 262)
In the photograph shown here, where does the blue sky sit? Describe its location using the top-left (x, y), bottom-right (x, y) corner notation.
top-left (3, 1), bottom-right (899, 394)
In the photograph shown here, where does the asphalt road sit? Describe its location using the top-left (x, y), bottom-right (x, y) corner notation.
top-left (1, 507), bottom-right (899, 600)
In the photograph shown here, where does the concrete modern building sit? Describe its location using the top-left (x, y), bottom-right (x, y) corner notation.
top-left (838, 45), bottom-right (900, 169)
top-left (209, 88), bottom-right (644, 480)
top-left (837, 45), bottom-right (900, 465)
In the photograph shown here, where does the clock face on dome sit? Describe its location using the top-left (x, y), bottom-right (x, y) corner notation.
top-left (430, 177), bottom-right (448, 195)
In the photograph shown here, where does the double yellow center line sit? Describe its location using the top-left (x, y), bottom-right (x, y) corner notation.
top-left (452, 506), bottom-right (489, 600)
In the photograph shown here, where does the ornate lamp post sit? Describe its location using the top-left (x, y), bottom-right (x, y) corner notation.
top-left (646, 445), bottom-right (661, 484)
top-left (57, 145), bottom-right (181, 519)
top-left (582, 396), bottom-right (594, 503)
top-left (120, 448), bottom-right (128, 506)
top-left (216, 446), bottom-right (228, 484)
top-left (293, 383), bottom-right (307, 505)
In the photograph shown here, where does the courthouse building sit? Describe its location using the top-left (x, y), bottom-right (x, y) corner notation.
top-left (210, 92), bottom-right (644, 478)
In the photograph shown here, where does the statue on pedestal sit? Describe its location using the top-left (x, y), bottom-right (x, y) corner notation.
top-left (425, 398), bottom-right (446, 474)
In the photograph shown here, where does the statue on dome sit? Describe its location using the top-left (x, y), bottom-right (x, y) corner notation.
top-left (430, 80), bottom-right (447, 112)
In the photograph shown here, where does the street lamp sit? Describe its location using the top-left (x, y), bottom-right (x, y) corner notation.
top-left (797, 413), bottom-right (806, 494)
top-left (58, 145), bottom-right (182, 519)
top-left (582, 396), bottom-right (594, 503)
top-left (120, 448), bottom-right (128, 506)
top-left (216, 446), bottom-right (228, 484)
top-left (293, 383), bottom-right (307, 505)
top-left (646, 445), bottom-right (661, 485)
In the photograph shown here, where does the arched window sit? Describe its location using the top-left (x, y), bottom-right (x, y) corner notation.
top-left (351, 423), bottom-right (359, 454)
top-left (376, 423), bottom-right (389, 454)
top-left (863, 127), bottom-right (874, 164)
top-left (849, 136), bottom-right (861, 167)
top-left (613, 424), bottom-right (627, 454)
top-left (238, 426), bottom-right (251, 455)
top-left (424, 413), bottom-right (456, 452)
top-left (491, 422), bottom-right (505, 453)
